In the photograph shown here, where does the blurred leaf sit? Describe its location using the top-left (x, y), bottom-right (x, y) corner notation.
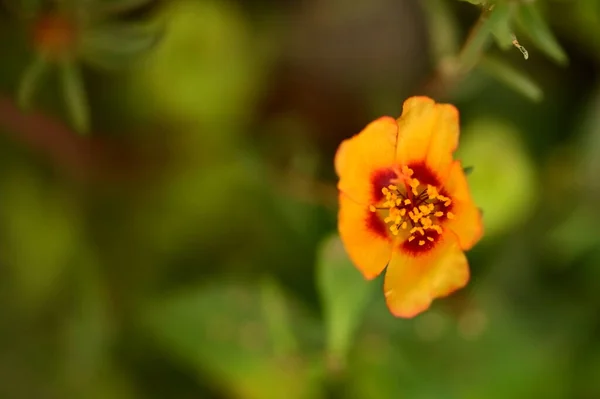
top-left (260, 277), bottom-right (298, 358)
top-left (459, 4), bottom-right (511, 71)
top-left (60, 60), bottom-right (90, 134)
top-left (316, 234), bottom-right (375, 371)
top-left (83, 367), bottom-right (140, 399)
top-left (422, 0), bottom-right (461, 60)
top-left (0, 165), bottom-right (80, 310)
top-left (578, 81), bottom-right (600, 191)
top-left (547, 205), bottom-right (600, 263)
top-left (137, 155), bottom-right (268, 259)
top-left (490, 3), bottom-right (514, 50)
top-left (127, 0), bottom-right (268, 126)
top-left (457, 0), bottom-right (486, 4)
top-left (463, 166), bottom-right (474, 175)
top-left (17, 54), bottom-right (49, 110)
top-left (456, 118), bottom-right (537, 238)
top-left (140, 281), bottom-right (324, 399)
top-left (62, 258), bottom-right (113, 396)
top-left (357, 286), bottom-right (572, 399)
top-left (449, 292), bottom-right (571, 399)
top-left (345, 333), bottom-right (419, 399)
top-left (79, 23), bottom-right (163, 71)
top-left (567, 0), bottom-right (600, 62)
top-left (479, 55), bottom-right (543, 102)
top-left (517, 2), bottom-right (568, 65)
top-left (59, 259), bottom-right (137, 399)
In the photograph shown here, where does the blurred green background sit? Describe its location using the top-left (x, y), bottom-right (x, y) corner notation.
top-left (0, 0), bottom-right (600, 398)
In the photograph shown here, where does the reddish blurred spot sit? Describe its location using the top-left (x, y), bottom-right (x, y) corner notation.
top-left (33, 13), bottom-right (78, 59)
top-left (0, 95), bottom-right (169, 186)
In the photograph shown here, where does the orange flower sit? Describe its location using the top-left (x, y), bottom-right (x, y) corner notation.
top-left (335, 96), bottom-right (483, 318)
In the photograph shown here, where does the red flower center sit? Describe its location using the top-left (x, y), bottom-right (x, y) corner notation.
top-left (370, 163), bottom-right (454, 255)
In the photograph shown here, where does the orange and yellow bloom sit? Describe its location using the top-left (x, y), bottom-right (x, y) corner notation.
top-left (335, 96), bottom-right (483, 318)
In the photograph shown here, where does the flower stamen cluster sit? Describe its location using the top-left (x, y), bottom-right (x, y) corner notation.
top-left (370, 166), bottom-right (455, 250)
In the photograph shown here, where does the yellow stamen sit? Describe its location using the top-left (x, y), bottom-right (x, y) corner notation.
top-left (377, 169), bottom-right (454, 241)
top-left (410, 178), bottom-right (420, 196)
top-left (410, 227), bottom-right (425, 236)
top-left (421, 217), bottom-right (432, 229)
top-left (427, 185), bottom-right (438, 199)
top-left (419, 205), bottom-right (431, 215)
top-left (409, 211), bottom-right (420, 223)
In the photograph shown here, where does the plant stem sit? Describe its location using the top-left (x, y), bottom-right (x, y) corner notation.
top-left (421, 5), bottom-right (496, 98)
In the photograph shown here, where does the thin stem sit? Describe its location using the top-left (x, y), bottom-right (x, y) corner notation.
top-left (457, 4), bottom-right (496, 73)
top-left (0, 93), bottom-right (162, 184)
top-left (421, 5), bottom-right (496, 98)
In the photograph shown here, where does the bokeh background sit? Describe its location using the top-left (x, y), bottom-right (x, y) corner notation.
top-left (0, 0), bottom-right (599, 398)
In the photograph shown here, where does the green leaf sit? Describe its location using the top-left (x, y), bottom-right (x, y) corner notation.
top-left (316, 234), bottom-right (375, 372)
top-left (457, 0), bottom-right (486, 4)
top-left (479, 55), bottom-right (543, 102)
top-left (463, 166), bottom-right (474, 175)
top-left (17, 54), bottom-right (49, 110)
top-left (456, 117), bottom-right (538, 238)
top-left (60, 60), bottom-right (90, 134)
top-left (126, 0), bottom-right (268, 126)
top-left (79, 23), bottom-right (163, 71)
top-left (62, 258), bottom-right (113, 395)
top-left (260, 277), bottom-right (299, 357)
top-left (421, 0), bottom-right (461, 61)
top-left (459, 4), bottom-right (512, 72)
top-left (490, 3), bottom-right (514, 50)
top-left (517, 2), bottom-right (568, 65)
top-left (345, 333), bottom-right (423, 399)
top-left (139, 281), bottom-right (325, 399)
top-left (0, 164), bottom-right (81, 311)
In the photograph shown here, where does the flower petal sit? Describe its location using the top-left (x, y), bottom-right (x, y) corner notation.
top-left (383, 232), bottom-right (469, 318)
top-left (335, 117), bottom-right (398, 204)
top-left (338, 192), bottom-right (392, 280)
top-left (443, 161), bottom-right (484, 250)
top-left (395, 96), bottom-right (459, 178)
